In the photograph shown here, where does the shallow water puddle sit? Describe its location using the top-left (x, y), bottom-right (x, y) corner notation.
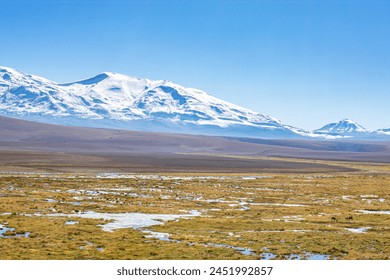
top-left (261, 250), bottom-right (277, 260)
top-left (49, 210), bottom-right (201, 231)
top-left (287, 253), bottom-right (330, 260)
top-left (140, 230), bottom-right (256, 256)
top-left (260, 249), bottom-right (329, 260)
top-left (143, 230), bottom-right (172, 242)
top-left (0, 224), bottom-right (30, 238)
top-left (205, 242), bottom-right (255, 256)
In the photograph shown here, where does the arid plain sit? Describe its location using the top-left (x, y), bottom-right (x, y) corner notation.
top-left (1, 116), bottom-right (390, 259)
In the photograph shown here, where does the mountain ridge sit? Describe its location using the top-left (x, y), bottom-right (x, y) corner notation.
top-left (0, 65), bottom-right (310, 139)
top-left (0, 66), bottom-right (388, 140)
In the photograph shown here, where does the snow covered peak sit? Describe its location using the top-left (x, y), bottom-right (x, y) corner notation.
top-left (6, 65), bottom-right (383, 139)
top-left (0, 65), bottom-right (27, 77)
top-left (0, 65), bottom-right (56, 86)
top-left (65, 73), bottom-right (110, 85)
top-left (0, 66), bottom-right (308, 138)
top-left (100, 71), bottom-right (151, 83)
top-left (0, 65), bottom-right (19, 74)
top-left (1, 66), bottom-right (26, 81)
top-left (376, 128), bottom-right (390, 136)
top-left (314, 119), bottom-right (368, 135)
top-left (340, 118), bottom-right (360, 125)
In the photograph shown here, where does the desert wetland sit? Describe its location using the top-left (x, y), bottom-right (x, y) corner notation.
top-left (1, 155), bottom-right (389, 260)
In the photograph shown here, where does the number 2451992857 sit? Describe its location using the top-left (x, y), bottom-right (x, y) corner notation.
top-left (209, 266), bottom-right (273, 276)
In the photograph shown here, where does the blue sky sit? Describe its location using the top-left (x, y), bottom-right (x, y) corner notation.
top-left (1, 0), bottom-right (389, 130)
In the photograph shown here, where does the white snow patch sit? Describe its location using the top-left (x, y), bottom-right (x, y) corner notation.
top-left (251, 202), bottom-right (306, 207)
top-left (48, 210), bottom-right (200, 231)
top-left (359, 210), bottom-right (390, 215)
top-left (345, 227), bottom-right (371, 233)
top-left (65, 220), bottom-right (79, 225)
top-left (360, 195), bottom-right (378, 198)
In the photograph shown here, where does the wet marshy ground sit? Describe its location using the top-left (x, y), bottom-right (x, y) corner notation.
top-left (1, 161), bottom-right (390, 259)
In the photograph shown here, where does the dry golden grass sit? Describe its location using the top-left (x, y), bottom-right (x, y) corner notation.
top-left (1, 160), bottom-right (389, 260)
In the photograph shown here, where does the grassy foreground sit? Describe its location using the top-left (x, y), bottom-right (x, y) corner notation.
top-left (1, 158), bottom-right (389, 260)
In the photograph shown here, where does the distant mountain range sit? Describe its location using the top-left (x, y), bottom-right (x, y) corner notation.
top-left (2, 114), bottom-right (390, 165)
top-left (0, 66), bottom-right (388, 140)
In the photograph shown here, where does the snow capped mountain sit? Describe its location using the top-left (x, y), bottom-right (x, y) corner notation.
top-left (314, 119), bottom-right (368, 135)
top-left (313, 119), bottom-right (390, 140)
top-left (0, 66), bottom-right (308, 138)
top-left (376, 128), bottom-right (390, 136)
top-left (1, 66), bottom-right (388, 140)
